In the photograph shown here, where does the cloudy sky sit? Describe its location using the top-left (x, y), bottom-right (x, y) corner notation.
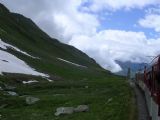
top-left (1, 0), bottom-right (160, 72)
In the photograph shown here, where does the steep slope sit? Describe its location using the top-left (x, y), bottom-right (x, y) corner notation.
top-left (0, 3), bottom-right (104, 80)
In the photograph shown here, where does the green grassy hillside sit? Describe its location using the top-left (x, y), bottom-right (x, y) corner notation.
top-left (0, 3), bottom-right (137, 120)
top-left (0, 3), bottom-right (104, 80)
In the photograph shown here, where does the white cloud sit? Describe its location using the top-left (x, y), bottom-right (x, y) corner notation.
top-left (53, 11), bottom-right (99, 42)
top-left (87, 0), bottom-right (160, 12)
top-left (1, 0), bottom-right (160, 72)
top-left (138, 6), bottom-right (160, 33)
top-left (145, 6), bottom-right (160, 14)
top-left (69, 30), bottom-right (159, 72)
top-left (139, 14), bottom-right (160, 32)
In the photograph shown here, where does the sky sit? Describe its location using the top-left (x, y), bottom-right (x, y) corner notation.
top-left (1, 0), bottom-right (160, 72)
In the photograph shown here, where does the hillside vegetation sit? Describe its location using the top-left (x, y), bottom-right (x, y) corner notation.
top-left (0, 3), bottom-right (137, 120)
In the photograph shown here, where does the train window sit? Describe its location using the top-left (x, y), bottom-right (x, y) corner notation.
top-left (156, 71), bottom-right (160, 90)
top-left (148, 75), bottom-right (152, 90)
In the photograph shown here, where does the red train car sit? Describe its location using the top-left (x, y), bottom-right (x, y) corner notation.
top-left (136, 56), bottom-right (160, 120)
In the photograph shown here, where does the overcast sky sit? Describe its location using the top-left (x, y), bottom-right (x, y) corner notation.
top-left (1, 0), bottom-right (160, 72)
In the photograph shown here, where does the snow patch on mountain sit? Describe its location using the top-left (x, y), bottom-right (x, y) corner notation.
top-left (22, 80), bottom-right (39, 84)
top-left (57, 58), bottom-right (87, 68)
top-left (0, 49), bottom-right (48, 77)
top-left (0, 39), bottom-right (39, 59)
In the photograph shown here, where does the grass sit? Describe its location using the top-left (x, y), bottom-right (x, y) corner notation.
top-left (0, 73), bottom-right (137, 120)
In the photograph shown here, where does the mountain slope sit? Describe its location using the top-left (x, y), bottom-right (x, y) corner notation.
top-left (0, 3), bottom-right (105, 80)
top-left (0, 3), bottom-right (137, 120)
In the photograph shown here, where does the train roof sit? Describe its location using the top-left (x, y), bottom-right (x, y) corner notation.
top-left (144, 55), bottom-right (160, 70)
top-left (150, 55), bottom-right (160, 65)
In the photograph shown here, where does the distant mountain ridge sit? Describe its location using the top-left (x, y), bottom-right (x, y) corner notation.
top-left (116, 60), bottom-right (148, 77)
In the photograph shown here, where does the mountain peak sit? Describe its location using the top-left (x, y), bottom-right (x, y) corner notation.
top-left (0, 3), bottom-right (10, 13)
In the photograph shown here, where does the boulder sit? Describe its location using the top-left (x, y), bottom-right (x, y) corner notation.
top-left (74, 105), bottom-right (89, 112)
top-left (0, 104), bottom-right (7, 109)
top-left (0, 86), bottom-right (3, 90)
top-left (54, 105), bottom-right (89, 116)
top-left (85, 86), bottom-right (89, 89)
top-left (55, 107), bottom-right (74, 116)
top-left (7, 91), bottom-right (18, 96)
top-left (26, 96), bottom-right (40, 105)
top-left (4, 84), bottom-right (16, 90)
top-left (107, 98), bottom-right (112, 103)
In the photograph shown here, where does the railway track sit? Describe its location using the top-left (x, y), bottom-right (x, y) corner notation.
top-left (133, 83), bottom-right (150, 120)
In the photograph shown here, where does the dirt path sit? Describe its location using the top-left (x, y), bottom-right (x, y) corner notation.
top-left (132, 82), bottom-right (150, 120)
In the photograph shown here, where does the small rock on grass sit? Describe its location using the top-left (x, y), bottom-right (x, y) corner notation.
top-left (55, 107), bottom-right (74, 116)
top-left (0, 104), bottom-right (8, 109)
top-left (4, 84), bottom-right (16, 90)
top-left (26, 96), bottom-right (40, 105)
top-left (85, 86), bottom-right (89, 89)
top-left (55, 105), bottom-right (89, 116)
top-left (0, 86), bottom-right (3, 90)
top-left (74, 105), bottom-right (89, 112)
top-left (7, 91), bottom-right (18, 96)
